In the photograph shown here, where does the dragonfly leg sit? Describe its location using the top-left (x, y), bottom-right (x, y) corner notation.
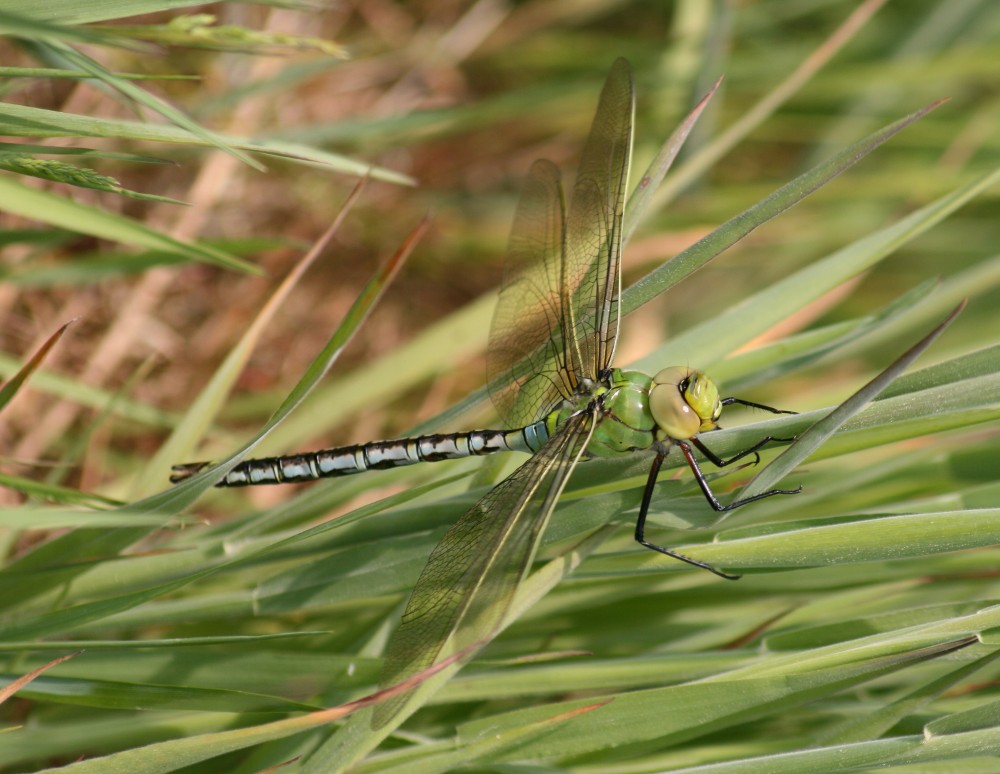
top-left (716, 399), bottom-right (798, 453)
top-left (721, 397), bottom-right (796, 415)
top-left (678, 440), bottom-right (802, 512)
top-left (691, 434), bottom-right (783, 468)
top-left (634, 446), bottom-right (739, 580)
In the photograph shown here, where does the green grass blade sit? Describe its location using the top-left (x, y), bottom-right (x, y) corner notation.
top-left (48, 42), bottom-right (258, 168)
top-left (622, 100), bottom-right (946, 318)
top-left (0, 103), bottom-right (414, 185)
top-left (447, 631), bottom-right (982, 765)
top-left (162, 216), bottom-right (426, 498)
top-left (0, 176), bottom-right (257, 272)
top-left (740, 302), bottom-right (965, 500)
top-left (135, 183), bottom-right (365, 495)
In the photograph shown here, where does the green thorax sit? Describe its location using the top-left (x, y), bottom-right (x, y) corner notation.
top-left (544, 369), bottom-right (657, 457)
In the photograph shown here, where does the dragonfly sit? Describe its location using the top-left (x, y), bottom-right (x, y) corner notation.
top-left (172, 57), bottom-right (799, 714)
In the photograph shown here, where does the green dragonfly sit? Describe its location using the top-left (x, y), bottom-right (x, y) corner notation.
top-left (172, 57), bottom-right (799, 710)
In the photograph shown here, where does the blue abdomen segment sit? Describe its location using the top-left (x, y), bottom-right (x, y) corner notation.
top-left (173, 420), bottom-right (550, 487)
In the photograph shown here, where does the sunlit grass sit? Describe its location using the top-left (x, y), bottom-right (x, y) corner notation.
top-left (1, 2), bottom-right (1000, 772)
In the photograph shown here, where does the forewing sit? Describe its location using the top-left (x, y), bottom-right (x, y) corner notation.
top-left (487, 159), bottom-right (572, 428)
top-left (566, 57), bottom-right (634, 376)
top-left (374, 410), bottom-right (595, 727)
top-left (487, 61), bottom-right (634, 429)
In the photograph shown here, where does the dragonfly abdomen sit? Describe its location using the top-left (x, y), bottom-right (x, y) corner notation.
top-left (170, 421), bottom-right (548, 487)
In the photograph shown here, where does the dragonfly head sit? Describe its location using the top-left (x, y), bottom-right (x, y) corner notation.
top-left (649, 367), bottom-right (722, 440)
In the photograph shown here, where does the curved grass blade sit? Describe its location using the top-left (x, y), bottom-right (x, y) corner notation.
top-left (817, 644), bottom-right (1000, 745)
top-left (0, 8), bottom-right (125, 47)
top-left (715, 277), bottom-right (938, 390)
top-left (740, 301), bottom-right (966, 502)
top-left (17, 649), bottom-right (467, 773)
top-left (40, 38), bottom-right (259, 169)
top-left (689, 506), bottom-right (1000, 573)
top-left (0, 103), bottom-right (414, 186)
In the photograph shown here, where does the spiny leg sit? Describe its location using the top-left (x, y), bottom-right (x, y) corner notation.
top-left (721, 397), bottom-right (796, 415)
top-left (704, 397), bottom-right (799, 466)
top-left (677, 439), bottom-right (801, 512)
top-left (634, 447), bottom-right (739, 580)
top-left (634, 437), bottom-right (801, 580)
top-left (691, 434), bottom-right (777, 468)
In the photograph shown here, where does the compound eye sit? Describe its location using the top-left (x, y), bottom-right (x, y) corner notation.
top-left (650, 367), bottom-right (722, 439)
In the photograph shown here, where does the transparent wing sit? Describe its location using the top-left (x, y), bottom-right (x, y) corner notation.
top-left (487, 159), bottom-right (571, 428)
top-left (374, 410), bottom-right (595, 727)
top-left (567, 57), bottom-right (634, 377)
top-left (487, 58), bottom-right (634, 427)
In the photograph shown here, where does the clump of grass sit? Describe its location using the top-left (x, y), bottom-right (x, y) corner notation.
top-left (2, 3), bottom-right (1000, 772)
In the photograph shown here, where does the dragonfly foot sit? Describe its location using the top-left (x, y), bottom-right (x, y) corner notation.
top-left (636, 537), bottom-right (741, 581)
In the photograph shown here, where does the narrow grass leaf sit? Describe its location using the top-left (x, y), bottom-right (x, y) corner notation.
top-left (261, 292), bottom-right (494, 452)
top-left (14, 676), bottom-right (318, 713)
top-left (0, 352), bottom-right (177, 427)
top-left (160, 213), bottom-right (426, 502)
top-left (817, 647), bottom-right (1000, 745)
top-left (0, 507), bottom-right (170, 528)
top-left (662, 731), bottom-right (996, 773)
top-left (450, 634), bottom-right (979, 764)
top-left (927, 697), bottom-right (1000, 735)
top-left (0, 8), bottom-right (120, 45)
top-left (0, 66), bottom-right (197, 82)
top-left (37, 649), bottom-right (465, 773)
top-left (623, 100), bottom-right (946, 318)
top-left (136, 181), bottom-right (365, 495)
top-left (0, 103), bottom-right (414, 185)
top-left (740, 302), bottom-right (965, 500)
top-left (691, 508), bottom-right (1000, 571)
top-left (376, 701), bottom-right (611, 774)
top-left (0, 475), bottom-right (121, 507)
top-left (0, 176), bottom-right (256, 272)
top-left (0, 632), bottom-right (325, 652)
top-left (12, 2), bottom-right (243, 26)
top-left (50, 43), bottom-right (258, 168)
top-left (623, 76), bottom-right (721, 244)
top-left (0, 320), bottom-right (71, 412)
top-left (713, 277), bottom-right (939, 389)
top-left (638, 167), bottom-right (999, 373)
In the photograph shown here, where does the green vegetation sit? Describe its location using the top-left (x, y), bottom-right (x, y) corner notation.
top-left (1, 2), bottom-right (999, 771)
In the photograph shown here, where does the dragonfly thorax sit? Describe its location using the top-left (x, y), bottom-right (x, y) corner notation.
top-left (576, 369), bottom-right (653, 456)
top-left (649, 366), bottom-right (722, 440)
